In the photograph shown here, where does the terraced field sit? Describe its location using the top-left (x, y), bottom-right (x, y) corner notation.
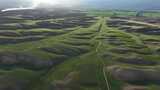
top-left (0, 10), bottom-right (160, 90)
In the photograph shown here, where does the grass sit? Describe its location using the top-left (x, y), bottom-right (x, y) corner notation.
top-left (87, 10), bottom-right (160, 18)
top-left (87, 10), bottom-right (137, 17)
top-left (0, 10), bottom-right (160, 90)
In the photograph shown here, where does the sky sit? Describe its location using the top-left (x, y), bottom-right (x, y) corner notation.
top-left (83, 0), bottom-right (160, 10)
top-left (0, 0), bottom-right (160, 10)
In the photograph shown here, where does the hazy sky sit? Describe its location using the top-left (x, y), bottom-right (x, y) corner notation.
top-left (84, 0), bottom-right (160, 10)
top-left (0, 0), bottom-right (160, 10)
top-left (0, 0), bottom-right (31, 9)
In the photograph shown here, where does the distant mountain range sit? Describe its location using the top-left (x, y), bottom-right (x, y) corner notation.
top-left (0, 0), bottom-right (160, 10)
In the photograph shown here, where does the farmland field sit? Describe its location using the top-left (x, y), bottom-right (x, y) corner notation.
top-left (0, 9), bottom-right (160, 90)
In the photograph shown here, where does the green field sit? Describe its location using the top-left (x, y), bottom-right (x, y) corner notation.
top-left (0, 10), bottom-right (160, 90)
top-left (87, 10), bottom-right (160, 18)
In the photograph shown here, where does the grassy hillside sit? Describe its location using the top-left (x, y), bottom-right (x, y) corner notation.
top-left (0, 10), bottom-right (160, 90)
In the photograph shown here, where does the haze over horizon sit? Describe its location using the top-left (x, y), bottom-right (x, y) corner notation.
top-left (0, 0), bottom-right (160, 10)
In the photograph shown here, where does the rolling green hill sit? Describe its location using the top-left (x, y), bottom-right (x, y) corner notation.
top-left (0, 10), bottom-right (160, 90)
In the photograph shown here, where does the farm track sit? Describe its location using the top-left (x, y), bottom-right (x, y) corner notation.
top-left (95, 17), bottom-right (111, 90)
